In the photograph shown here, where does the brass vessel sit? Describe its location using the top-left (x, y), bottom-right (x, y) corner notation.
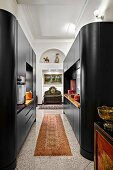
top-left (97, 106), bottom-right (113, 131)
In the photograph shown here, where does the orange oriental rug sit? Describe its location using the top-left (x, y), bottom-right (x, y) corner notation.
top-left (34, 114), bottom-right (72, 156)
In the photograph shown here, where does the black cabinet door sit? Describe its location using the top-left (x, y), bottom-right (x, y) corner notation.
top-left (29, 45), bottom-right (33, 66)
top-left (63, 58), bottom-right (68, 72)
top-left (65, 34), bottom-right (79, 70)
top-left (18, 23), bottom-right (29, 77)
top-left (25, 107), bottom-right (35, 135)
top-left (64, 98), bottom-right (74, 128)
top-left (17, 109), bottom-right (26, 153)
top-left (17, 101), bottom-right (35, 154)
top-left (68, 103), bottom-right (74, 128)
top-left (26, 44), bottom-right (33, 66)
top-left (73, 107), bottom-right (79, 142)
top-left (32, 50), bottom-right (36, 98)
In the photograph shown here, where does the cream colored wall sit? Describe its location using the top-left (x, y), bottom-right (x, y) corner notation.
top-left (0, 0), bottom-right (17, 16)
top-left (35, 41), bottom-right (73, 104)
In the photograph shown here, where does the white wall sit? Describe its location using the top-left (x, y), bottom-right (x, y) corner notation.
top-left (0, 0), bottom-right (35, 52)
top-left (40, 49), bottom-right (65, 63)
top-left (42, 70), bottom-right (63, 102)
top-left (36, 63), bottom-right (63, 104)
top-left (74, 0), bottom-right (113, 38)
top-left (35, 41), bottom-right (72, 104)
top-left (33, 40), bottom-right (73, 61)
top-left (0, 0), bottom-right (17, 16)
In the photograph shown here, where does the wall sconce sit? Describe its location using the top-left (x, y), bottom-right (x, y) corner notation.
top-left (94, 10), bottom-right (104, 20)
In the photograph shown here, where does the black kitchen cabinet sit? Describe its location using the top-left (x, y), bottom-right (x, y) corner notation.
top-left (68, 103), bottom-right (74, 128)
top-left (25, 107), bottom-right (35, 135)
top-left (17, 108), bottom-right (26, 153)
top-left (64, 22), bottom-right (113, 161)
top-left (18, 23), bottom-right (29, 77)
top-left (64, 98), bottom-right (72, 125)
top-left (0, 10), bottom-right (17, 170)
top-left (64, 98), bottom-right (80, 142)
top-left (18, 23), bottom-right (33, 77)
top-left (63, 34), bottom-right (79, 72)
top-left (80, 22), bottom-right (113, 160)
top-left (64, 72), bottom-right (70, 94)
top-left (17, 100), bottom-right (35, 154)
top-left (29, 45), bottom-right (33, 66)
top-left (33, 50), bottom-right (36, 98)
top-left (17, 22), bottom-right (36, 155)
top-left (73, 106), bottom-right (79, 142)
top-left (26, 44), bottom-right (33, 66)
top-left (0, 9), bottom-right (36, 170)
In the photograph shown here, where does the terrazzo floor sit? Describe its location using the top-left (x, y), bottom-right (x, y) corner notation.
top-left (16, 108), bottom-right (94, 170)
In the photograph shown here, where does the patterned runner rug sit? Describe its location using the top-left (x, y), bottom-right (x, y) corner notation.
top-left (38, 104), bottom-right (64, 109)
top-left (34, 114), bottom-right (72, 156)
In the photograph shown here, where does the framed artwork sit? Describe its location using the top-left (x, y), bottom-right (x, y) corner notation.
top-left (44, 74), bottom-right (62, 84)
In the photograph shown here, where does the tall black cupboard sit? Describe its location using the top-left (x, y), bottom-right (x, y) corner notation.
top-left (64, 22), bottom-right (113, 161)
top-left (0, 9), bottom-right (36, 170)
top-left (0, 10), bottom-right (17, 170)
top-left (80, 22), bottom-right (113, 160)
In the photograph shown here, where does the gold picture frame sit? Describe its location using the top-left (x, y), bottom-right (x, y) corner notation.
top-left (44, 74), bottom-right (62, 84)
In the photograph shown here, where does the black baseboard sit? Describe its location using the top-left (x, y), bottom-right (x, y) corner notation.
top-left (80, 147), bottom-right (94, 161)
top-left (1, 159), bottom-right (16, 170)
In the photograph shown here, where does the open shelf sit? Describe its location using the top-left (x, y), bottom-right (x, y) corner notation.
top-left (64, 94), bottom-right (80, 108)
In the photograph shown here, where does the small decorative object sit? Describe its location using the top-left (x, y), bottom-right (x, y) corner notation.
top-left (97, 106), bottom-right (113, 131)
top-left (70, 94), bottom-right (75, 98)
top-left (74, 94), bottom-right (80, 102)
top-left (55, 53), bottom-right (59, 63)
top-left (50, 87), bottom-right (56, 94)
top-left (68, 90), bottom-right (75, 95)
top-left (26, 91), bottom-right (32, 100)
top-left (43, 57), bottom-right (49, 63)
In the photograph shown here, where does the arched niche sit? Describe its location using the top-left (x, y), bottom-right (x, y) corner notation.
top-left (40, 49), bottom-right (65, 63)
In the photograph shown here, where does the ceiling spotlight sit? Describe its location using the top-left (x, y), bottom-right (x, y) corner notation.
top-left (68, 23), bottom-right (76, 34)
top-left (94, 10), bottom-right (104, 20)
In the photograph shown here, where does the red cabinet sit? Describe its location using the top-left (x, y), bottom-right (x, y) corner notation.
top-left (94, 123), bottom-right (113, 170)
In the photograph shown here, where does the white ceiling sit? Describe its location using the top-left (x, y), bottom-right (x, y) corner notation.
top-left (16, 0), bottom-right (87, 39)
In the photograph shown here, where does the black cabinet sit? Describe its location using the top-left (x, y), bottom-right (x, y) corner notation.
top-left (0, 9), bottom-right (36, 170)
top-left (63, 34), bottom-right (79, 72)
top-left (73, 106), bottom-right (79, 142)
top-left (26, 44), bottom-right (33, 66)
top-left (17, 20), bottom-right (36, 156)
top-left (79, 22), bottom-right (113, 160)
top-left (0, 10), bottom-right (17, 170)
top-left (17, 109), bottom-right (26, 153)
top-left (64, 98), bottom-right (80, 142)
top-left (18, 23), bottom-right (33, 78)
top-left (64, 22), bottom-right (113, 160)
top-left (29, 45), bottom-right (33, 66)
top-left (25, 107), bottom-right (35, 135)
top-left (68, 103), bottom-right (74, 128)
top-left (17, 101), bottom-right (35, 154)
top-left (18, 23), bottom-right (29, 77)
top-left (32, 50), bottom-right (36, 98)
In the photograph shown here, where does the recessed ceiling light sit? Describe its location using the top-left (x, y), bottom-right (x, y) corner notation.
top-left (63, 23), bottom-right (76, 34)
top-left (68, 23), bottom-right (76, 34)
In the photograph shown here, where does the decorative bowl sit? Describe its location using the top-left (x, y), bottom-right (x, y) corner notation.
top-left (97, 106), bottom-right (113, 131)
